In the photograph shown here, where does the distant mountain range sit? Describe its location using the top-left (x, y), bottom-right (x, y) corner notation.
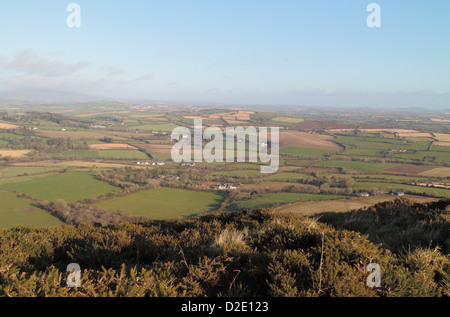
top-left (0, 88), bottom-right (101, 105)
top-left (0, 88), bottom-right (448, 114)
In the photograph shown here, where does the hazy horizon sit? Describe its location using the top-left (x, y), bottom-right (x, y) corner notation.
top-left (1, 0), bottom-right (449, 109)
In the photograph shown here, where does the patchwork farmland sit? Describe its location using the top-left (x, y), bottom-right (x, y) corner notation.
top-left (0, 107), bottom-right (448, 228)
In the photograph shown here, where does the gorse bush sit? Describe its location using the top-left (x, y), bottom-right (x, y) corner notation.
top-left (0, 199), bottom-right (449, 297)
top-left (318, 198), bottom-right (450, 254)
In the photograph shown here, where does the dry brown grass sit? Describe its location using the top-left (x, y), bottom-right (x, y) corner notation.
top-left (0, 122), bottom-right (19, 129)
top-left (431, 118), bottom-right (450, 123)
top-left (432, 142), bottom-right (450, 147)
top-left (0, 150), bottom-right (31, 158)
top-left (419, 167), bottom-right (450, 178)
top-left (213, 228), bottom-right (248, 248)
top-left (397, 132), bottom-right (434, 138)
top-left (276, 195), bottom-right (438, 216)
top-left (433, 133), bottom-right (450, 142)
top-left (272, 117), bottom-right (304, 123)
top-left (183, 116), bottom-right (205, 120)
top-left (328, 128), bottom-right (420, 134)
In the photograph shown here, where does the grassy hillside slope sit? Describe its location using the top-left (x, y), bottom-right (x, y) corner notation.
top-left (0, 198), bottom-right (449, 297)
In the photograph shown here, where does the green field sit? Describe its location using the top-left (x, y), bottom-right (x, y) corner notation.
top-left (57, 150), bottom-right (100, 158)
top-left (409, 142), bottom-right (432, 151)
top-left (213, 169), bottom-right (263, 178)
top-left (0, 172), bottom-right (119, 202)
top-left (95, 188), bottom-right (225, 219)
top-left (394, 150), bottom-right (450, 163)
top-left (334, 135), bottom-right (450, 163)
top-left (230, 193), bottom-right (343, 210)
top-left (0, 133), bottom-right (23, 140)
top-left (315, 160), bottom-right (397, 172)
top-left (280, 147), bottom-right (331, 158)
top-left (0, 167), bottom-right (63, 178)
top-left (339, 148), bottom-right (385, 158)
top-left (431, 145), bottom-right (450, 152)
top-left (335, 136), bottom-right (407, 149)
top-left (98, 150), bottom-right (150, 159)
top-left (267, 172), bottom-right (307, 182)
top-left (132, 123), bottom-right (179, 132)
top-left (0, 191), bottom-right (62, 228)
top-left (57, 150), bottom-right (150, 160)
top-left (353, 181), bottom-right (450, 198)
top-left (76, 139), bottom-right (106, 145)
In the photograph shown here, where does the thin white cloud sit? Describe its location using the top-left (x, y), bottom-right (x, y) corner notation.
top-left (135, 74), bottom-right (153, 81)
top-left (102, 65), bottom-right (124, 76)
top-left (2, 49), bottom-right (90, 77)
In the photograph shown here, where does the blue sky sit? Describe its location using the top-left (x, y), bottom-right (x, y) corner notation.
top-left (1, 0), bottom-right (449, 108)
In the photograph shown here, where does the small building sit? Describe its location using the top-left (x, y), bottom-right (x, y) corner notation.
top-left (181, 162), bottom-right (196, 167)
top-left (214, 183), bottom-right (238, 191)
top-left (356, 192), bottom-right (370, 197)
top-left (394, 191), bottom-right (405, 196)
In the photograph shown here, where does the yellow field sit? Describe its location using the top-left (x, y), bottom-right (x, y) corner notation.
top-left (433, 133), bottom-right (450, 142)
top-left (431, 118), bottom-right (450, 123)
top-left (272, 117), bottom-right (304, 123)
top-left (0, 150), bottom-right (32, 158)
top-left (183, 116), bottom-right (205, 120)
top-left (0, 122), bottom-right (19, 129)
top-left (433, 142), bottom-right (450, 147)
top-left (185, 111), bottom-right (254, 124)
top-left (276, 195), bottom-right (438, 216)
top-left (329, 128), bottom-right (419, 134)
top-left (419, 167), bottom-right (450, 178)
top-left (397, 132), bottom-right (434, 138)
top-left (223, 111), bottom-right (253, 124)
